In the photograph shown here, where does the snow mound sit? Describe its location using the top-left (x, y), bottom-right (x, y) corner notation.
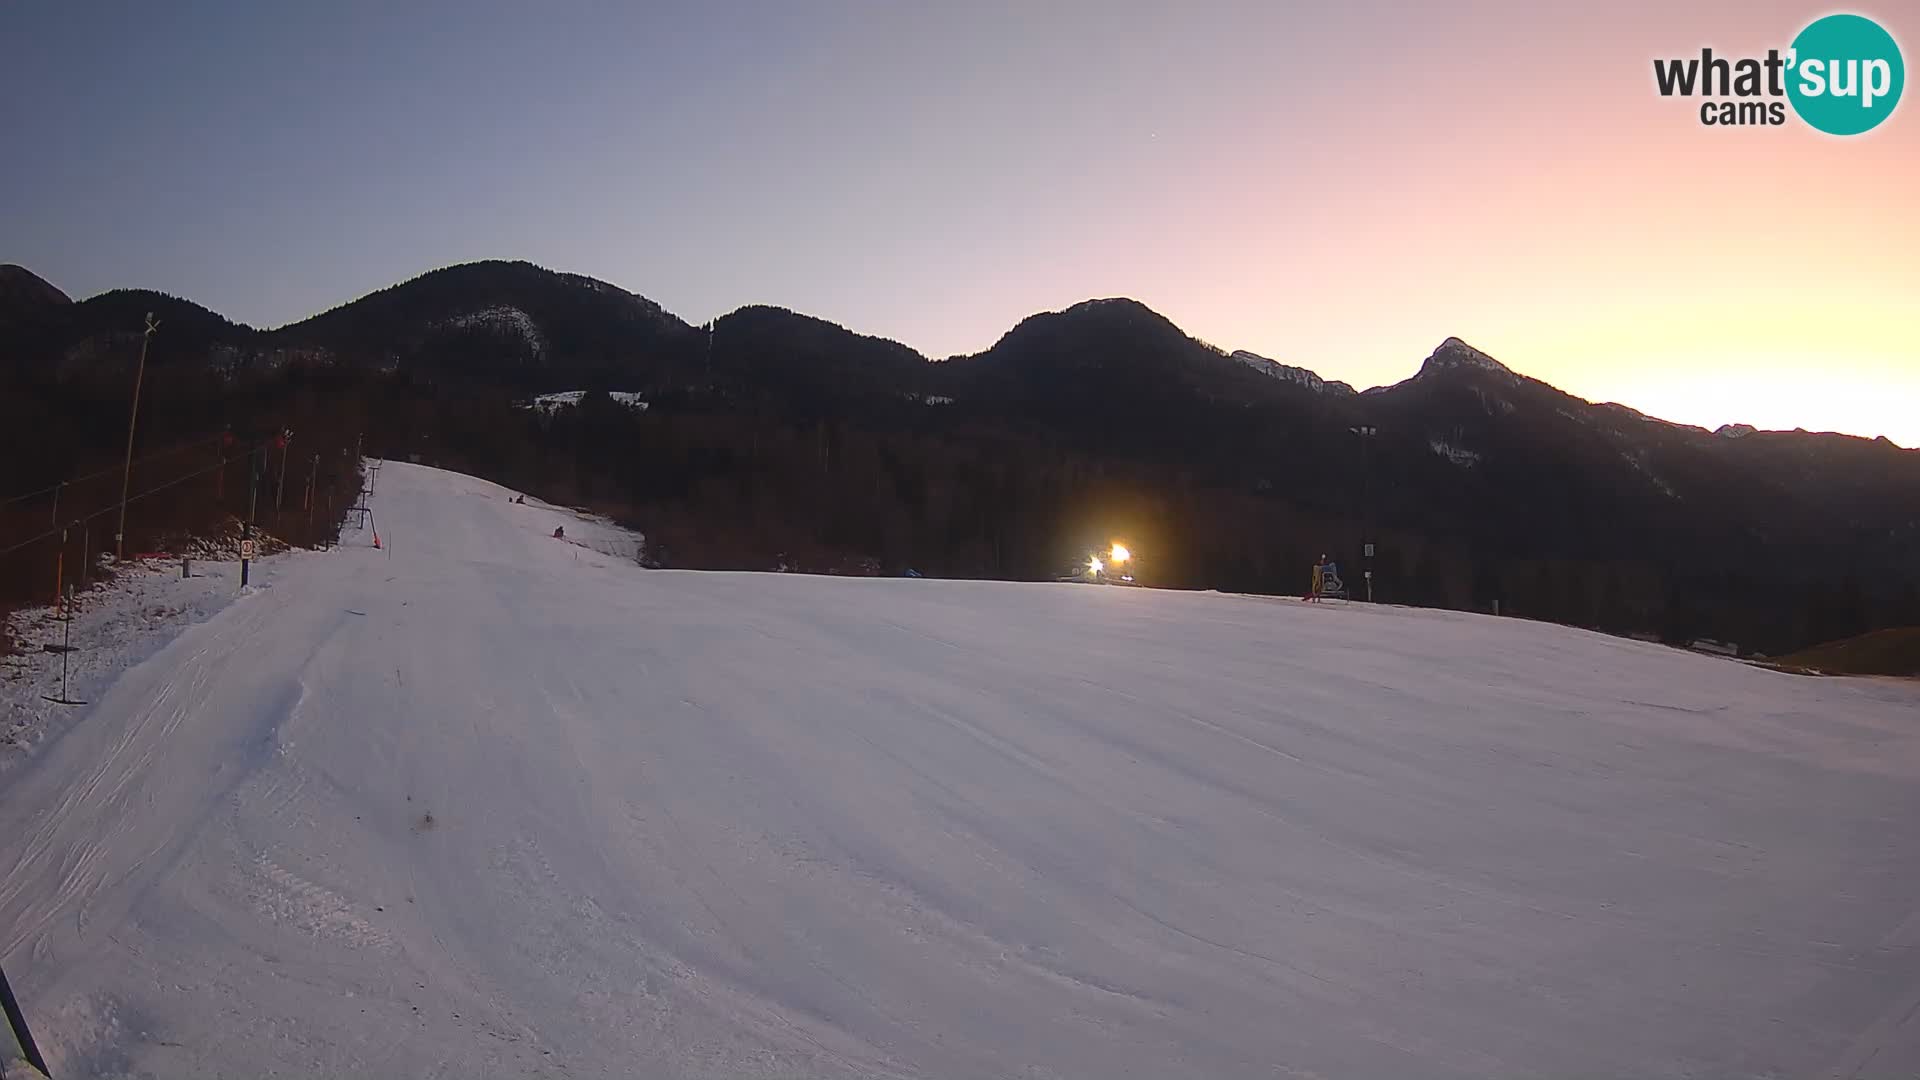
top-left (1, 546), bottom-right (316, 772)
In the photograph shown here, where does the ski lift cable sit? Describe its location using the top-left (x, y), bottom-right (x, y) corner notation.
top-left (0, 438), bottom-right (272, 560)
top-left (0, 433), bottom-right (229, 508)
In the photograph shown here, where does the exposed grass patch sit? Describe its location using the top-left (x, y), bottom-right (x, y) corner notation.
top-left (1768, 628), bottom-right (1920, 677)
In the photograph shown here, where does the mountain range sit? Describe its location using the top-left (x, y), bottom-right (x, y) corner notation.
top-left (3, 259), bottom-right (1915, 654)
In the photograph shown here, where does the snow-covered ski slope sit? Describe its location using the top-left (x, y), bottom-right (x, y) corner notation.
top-left (3, 462), bottom-right (1918, 1079)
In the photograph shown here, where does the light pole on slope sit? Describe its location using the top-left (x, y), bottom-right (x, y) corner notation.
top-left (1351, 425), bottom-right (1378, 602)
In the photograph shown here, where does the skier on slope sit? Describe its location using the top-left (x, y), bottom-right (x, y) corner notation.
top-left (553, 526), bottom-right (565, 540)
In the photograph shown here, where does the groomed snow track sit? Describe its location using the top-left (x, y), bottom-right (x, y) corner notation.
top-left (3, 462), bottom-right (1918, 1078)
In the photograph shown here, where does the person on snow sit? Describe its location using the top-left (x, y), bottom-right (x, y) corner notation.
top-left (1307, 554), bottom-right (1326, 601)
top-left (553, 526), bottom-right (565, 540)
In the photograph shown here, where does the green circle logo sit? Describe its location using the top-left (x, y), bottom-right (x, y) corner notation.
top-left (1787, 14), bottom-right (1904, 135)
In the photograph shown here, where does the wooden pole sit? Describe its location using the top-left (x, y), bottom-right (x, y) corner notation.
top-left (275, 432), bottom-right (292, 515)
top-left (50, 483), bottom-right (62, 613)
top-left (115, 312), bottom-right (159, 560)
top-left (242, 450), bottom-right (259, 588)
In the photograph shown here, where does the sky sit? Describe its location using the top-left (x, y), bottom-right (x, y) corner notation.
top-left (4, 1), bottom-right (1917, 444)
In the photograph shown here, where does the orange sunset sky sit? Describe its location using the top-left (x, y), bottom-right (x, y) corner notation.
top-left (5, 1), bottom-right (1916, 443)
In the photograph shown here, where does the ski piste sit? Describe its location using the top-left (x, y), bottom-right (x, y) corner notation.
top-left (1, 462), bottom-right (1914, 1077)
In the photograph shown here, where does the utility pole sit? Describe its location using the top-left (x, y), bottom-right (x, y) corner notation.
top-left (53, 527), bottom-right (65, 615)
top-left (50, 482), bottom-right (63, 611)
top-left (115, 312), bottom-right (159, 560)
top-left (242, 448), bottom-right (260, 587)
top-left (305, 453), bottom-right (319, 532)
top-left (275, 430), bottom-right (293, 514)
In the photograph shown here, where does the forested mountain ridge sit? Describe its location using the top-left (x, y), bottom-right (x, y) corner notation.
top-left (3, 259), bottom-right (1914, 655)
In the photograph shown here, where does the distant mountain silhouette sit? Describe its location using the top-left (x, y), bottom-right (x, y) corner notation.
top-left (4, 258), bottom-right (1914, 653)
top-left (0, 264), bottom-right (72, 324)
top-left (273, 260), bottom-right (696, 386)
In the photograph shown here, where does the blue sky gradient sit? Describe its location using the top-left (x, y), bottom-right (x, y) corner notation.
top-left (5, 1), bottom-right (1916, 441)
